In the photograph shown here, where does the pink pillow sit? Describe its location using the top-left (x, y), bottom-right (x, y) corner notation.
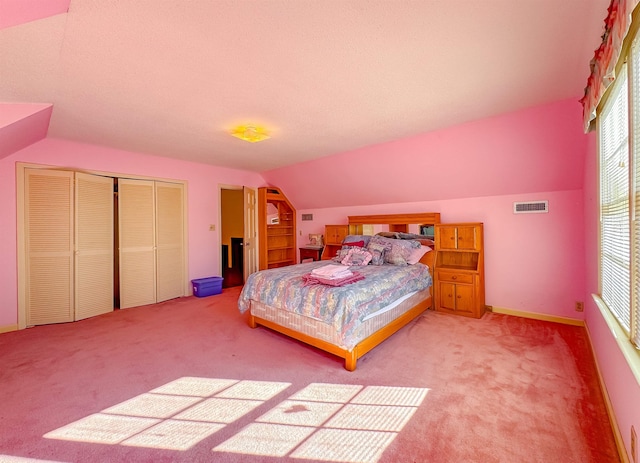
top-left (342, 240), bottom-right (365, 247)
top-left (407, 245), bottom-right (431, 265)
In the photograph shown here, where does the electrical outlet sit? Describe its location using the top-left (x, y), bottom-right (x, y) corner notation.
top-left (485, 305), bottom-right (493, 312)
top-left (575, 301), bottom-right (584, 312)
top-left (632, 425), bottom-right (637, 463)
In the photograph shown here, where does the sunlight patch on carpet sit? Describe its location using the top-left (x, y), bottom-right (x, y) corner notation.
top-left (44, 377), bottom-right (429, 461)
top-left (289, 383), bottom-right (364, 403)
top-left (120, 419), bottom-right (224, 450)
top-left (213, 423), bottom-right (316, 456)
top-left (150, 377), bottom-right (239, 397)
top-left (44, 413), bottom-right (160, 444)
top-left (291, 428), bottom-right (396, 463)
top-left (102, 393), bottom-right (202, 418)
top-left (216, 380), bottom-right (291, 400)
top-left (173, 397), bottom-right (263, 423)
top-left (257, 400), bottom-right (344, 426)
top-left (213, 383), bottom-right (430, 462)
top-left (44, 377), bottom-right (291, 451)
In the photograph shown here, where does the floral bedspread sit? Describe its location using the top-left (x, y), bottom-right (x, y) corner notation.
top-left (238, 260), bottom-right (432, 346)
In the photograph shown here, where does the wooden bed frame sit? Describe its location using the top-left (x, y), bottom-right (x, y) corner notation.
top-left (248, 212), bottom-right (441, 371)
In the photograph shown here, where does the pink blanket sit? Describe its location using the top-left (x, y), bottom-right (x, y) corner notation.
top-left (302, 271), bottom-right (365, 287)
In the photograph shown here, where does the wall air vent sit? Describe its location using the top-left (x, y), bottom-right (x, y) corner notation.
top-left (513, 200), bottom-right (549, 214)
top-left (301, 214), bottom-right (313, 221)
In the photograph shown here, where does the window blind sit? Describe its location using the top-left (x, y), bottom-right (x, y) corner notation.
top-left (632, 37), bottom-right (640, 347)
top-left (599, 64), bottom-right (632, 337)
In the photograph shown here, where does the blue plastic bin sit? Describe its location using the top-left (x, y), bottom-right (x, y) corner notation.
top-left (191, 276), bottom-right (224, 297)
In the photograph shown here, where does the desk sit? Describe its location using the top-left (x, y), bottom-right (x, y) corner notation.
top-left (299, 246), bottom-right (324, 263)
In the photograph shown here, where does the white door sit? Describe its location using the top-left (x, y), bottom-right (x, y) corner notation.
top-left (156, 181), bottom-right (185, 302)
top-left (118, 178), bottom-right (156, 309)
top-left (25, 169), bottom-right (75, 325)
top-left (75, 172), bottom-right (114, 320)
top-left (243, 186), bottom-right (258, 281)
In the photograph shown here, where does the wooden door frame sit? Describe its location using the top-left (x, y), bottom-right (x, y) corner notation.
top-left (16, 162), bottom-right (190, 330)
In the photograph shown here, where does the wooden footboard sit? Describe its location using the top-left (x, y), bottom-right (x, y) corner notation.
top-left (248, 295), bottom-right (431, 371)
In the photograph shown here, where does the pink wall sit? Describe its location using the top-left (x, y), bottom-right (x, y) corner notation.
top-left (0, 137), bottom-right (264, 328)
top-left (263, 99), bottom-right (586, 210)
top-left (270, 98), bottom-right (587, 319)
top-left (297, 189), bottom-right (584, 319)
top-left (0, 0), bottom-right (70, 29)
top-left (583, 131), bottom-right (640, 460)
top-left (0, 103), bottom-right (52, 159)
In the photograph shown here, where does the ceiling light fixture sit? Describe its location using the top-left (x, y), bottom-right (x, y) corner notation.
top-left (231, 125), bottom-right (270, 143)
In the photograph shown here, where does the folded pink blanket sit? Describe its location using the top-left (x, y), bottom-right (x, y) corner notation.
top-left (310, 264), bottom-right (352, 279)
top-left (302, 271), bottom-right (364, 287)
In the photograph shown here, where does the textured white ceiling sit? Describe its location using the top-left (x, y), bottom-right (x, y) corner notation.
top-left (0, 0), bottom-right (609, 172)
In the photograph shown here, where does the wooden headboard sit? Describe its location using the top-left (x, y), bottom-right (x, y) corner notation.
top-left (347, 213), bottom-right (441, 228)
top-left (347, 212), bottom-right (441, 271)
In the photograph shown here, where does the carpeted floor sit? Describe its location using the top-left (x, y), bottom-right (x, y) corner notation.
top-left (0, 287), bottom-right (620, 462)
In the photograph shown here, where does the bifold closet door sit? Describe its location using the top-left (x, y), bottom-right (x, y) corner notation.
top-left (24, 169), bottom-right (114, 325)
top-left (155, 181), bottom-right (185, 302)
top-left (118, 179), bottom-right (157, 309)
top-left (25, 169), bottom-right (75, 325)
top-left (75, 172), bottom-right (114, 320)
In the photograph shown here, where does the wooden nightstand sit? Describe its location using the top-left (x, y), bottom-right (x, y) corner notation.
top-left (299, 246), bottom-right (324, 263)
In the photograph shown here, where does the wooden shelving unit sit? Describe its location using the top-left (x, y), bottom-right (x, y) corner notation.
top-left (434, 222), bottom-right (485, 318)
top-left (258, 187), bottom-right (296, 270)
top-left (321, 224), bottom-right (349, 260)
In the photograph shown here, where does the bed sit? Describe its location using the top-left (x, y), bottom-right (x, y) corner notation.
top-left (238, 212), bottom-right (440, 370)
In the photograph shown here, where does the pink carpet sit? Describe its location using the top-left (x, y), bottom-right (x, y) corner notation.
top-left (0, 287), bottom-right (620, 462)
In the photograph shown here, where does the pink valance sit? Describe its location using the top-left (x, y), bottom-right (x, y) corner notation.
top-left (581, 0), bottom-right (639, 132)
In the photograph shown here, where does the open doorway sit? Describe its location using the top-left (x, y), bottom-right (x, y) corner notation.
top-left (220, 188), bottom-right (244, 288)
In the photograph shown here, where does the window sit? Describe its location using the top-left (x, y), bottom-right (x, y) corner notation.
top-left (598, 37), bottom-right (640, 348)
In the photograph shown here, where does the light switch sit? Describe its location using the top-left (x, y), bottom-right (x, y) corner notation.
top-left (209, 224), bottom-right (215, 231)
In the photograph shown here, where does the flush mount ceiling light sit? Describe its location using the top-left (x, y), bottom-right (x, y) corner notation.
top-left (231, 125), bottom-right (270, 143)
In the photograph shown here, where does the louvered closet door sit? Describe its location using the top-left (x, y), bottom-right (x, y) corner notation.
top-left (155, 181), bottom-right (184, 302)
top-left (119, 179), bottom-right (156, 309)
top-left (25, 169), bottom-right (74, 325)
top-left (75, 172), bottom-right (114, 320)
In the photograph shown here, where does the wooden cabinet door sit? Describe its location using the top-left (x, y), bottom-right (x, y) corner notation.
top-left (456, 226), bottom-right (479, 251)
top-left (439, 282), bottom-right (457, 311)
top-left (325, 226), bottom-right (336, 244)
top-left (325, 225), bottom-right (347, 245)
top-left (437, 226), bottom-right (458, 250)
top-left (334, 226), bottom-right (347, 244)
top-left (438, 281), bottom-right (475, 315)
top-left (453, 284), bottom-right (475, 315)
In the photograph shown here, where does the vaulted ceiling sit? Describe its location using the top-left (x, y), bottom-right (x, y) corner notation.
top-left (0, 0), bottom-right (609, 172)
